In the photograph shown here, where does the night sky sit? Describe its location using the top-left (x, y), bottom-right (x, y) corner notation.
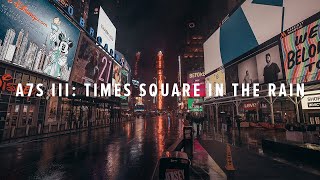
top-left (100, 0), bottom-right (232, 107)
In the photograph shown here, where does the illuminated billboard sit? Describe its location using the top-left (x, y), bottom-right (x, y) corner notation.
top-left (70, 33), bottom-right (113, 85)
top-left (224, 44), bottom-right (283, 92)
top-left (120, 69), bottom-right (128, 100)
top-left (97, 6), bottom-right (116, 56)
top-left (187, 98), bottom-right (203, 112)
top-left (205, 68), bottom-right (226, 98)
top-left (0, 0), bottom-right (80, 81)
top-left (281, 13), bottom-right (320, 84)
top-left (187, 70), bottom-right (206, 97)
top-left (204, 0), bottom-right (320, 75)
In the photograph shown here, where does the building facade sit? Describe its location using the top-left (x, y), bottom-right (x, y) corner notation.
top-left (203, 0), bottom-right (320, 131)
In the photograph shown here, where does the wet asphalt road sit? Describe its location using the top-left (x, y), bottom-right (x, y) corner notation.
top-left (0, 116), bottom-right (183, 180)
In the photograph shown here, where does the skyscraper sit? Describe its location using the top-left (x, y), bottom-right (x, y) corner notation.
top-left (17, 32), bottom-right (29, 65)
top-left (156, 51), bottom-right (164, 111)
top-left (24, 42), bottom-right (39, 70)
top-left (180, 22), bottom-right (204, 84)
top-left (33, 44), bottom-right (47, 72)
top-left (13, 29), bottom-right (25, 63)
top-left (0, 28), bottom-right (16, 61)
top-left (134, 52), bottom-right (141, 80)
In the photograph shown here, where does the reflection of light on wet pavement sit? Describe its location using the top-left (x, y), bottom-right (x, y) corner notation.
top-left (157, 116), bottom-right (164, 157)
top-left (191, 140), bottom-right (227, 180)
top-left (105, 141), bottom-right (121, 179)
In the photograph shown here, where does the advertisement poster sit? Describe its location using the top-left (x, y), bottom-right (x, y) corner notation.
top-left (0, 0), bottom-right (80, 81)
top-left (238, 56), bottom-right (259, 85)
top-left (256, 45), bottom-right (283, 84)
top-left (281, 15), bottom-right (320, 84)
top-left (120, 69), bottom-right (128, 100)
top-left (187, 70), bottom-right (205, 97)
top-left (188, 98), bottom-right (203, 112)
top-left (205, 68), bottom-right (226, 98)
top-left (70, 33), bottom-right (113, 85)
top-left (97, 6), bottom-right (116, 54)
top-left (113, 62), bottom-right (121, 84)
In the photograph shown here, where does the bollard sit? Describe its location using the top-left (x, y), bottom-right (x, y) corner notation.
top-left (38, 124), bottom-right (42, 134)
top-left (225, 144), bottom-right (236, 179)
top-left (26, 125), bottom-right (30, 136)
top-left (11, 126), bottom-right (15, 138)
top-left (159, 151), bottom-right (190, 180)
top-left (65, 122), bottom-right (68, 130)
top-left (57, 122), bottom-right (60, 131)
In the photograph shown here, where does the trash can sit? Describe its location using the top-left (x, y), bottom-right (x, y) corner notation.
top-left (159, 151), bottom-right (191, 180)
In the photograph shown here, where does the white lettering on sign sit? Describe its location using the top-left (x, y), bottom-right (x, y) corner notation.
top-left (189, 72), bottom-right (205, 79)
top-left (244, 103), bottom-right (257, 109)
top-left (307, 97), bottom-right (320, 102)
top-left (165, 169), bottom-right (185, 180)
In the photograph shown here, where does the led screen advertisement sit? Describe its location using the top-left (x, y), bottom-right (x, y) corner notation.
top-left (223, 44), bottom-right (283, 92)
top-left (111, 61), bottom-right (121, 95)
top-left (0, 0), bottom-right (80, 81)
top-left (205, 68), bottom-right (226, 98)
top-left (187, 70), bottom-right (205, 97)
top-left (120, 69), bottom-right (128, 101)
top-left (187, 98), bottom-right (203, 112)
top-left (70, 33), bottom-right (113, 85)
top-left (204, 0), bottom-right (320, 76)
top-left (97, 6), bottom-right (116, 55)
top-left (281, 13), bottom-right (320, 84)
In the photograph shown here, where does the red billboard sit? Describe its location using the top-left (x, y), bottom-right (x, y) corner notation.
top-left (187, 70), bottom-right (206, 97)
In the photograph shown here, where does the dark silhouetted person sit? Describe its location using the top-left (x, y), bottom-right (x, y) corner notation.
top-left (263, 53), bottom-right (280, 83)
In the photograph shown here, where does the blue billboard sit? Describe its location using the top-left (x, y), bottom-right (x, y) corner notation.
top-left (0, 0), bottom-right (80, 81)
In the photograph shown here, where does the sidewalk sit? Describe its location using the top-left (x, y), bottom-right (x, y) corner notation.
top-left (199, 139), bottom-right (320, 180)
top-left (191, 139), bottom-right (226, 179)
top-left (152, 118), bottom-right (227, 180)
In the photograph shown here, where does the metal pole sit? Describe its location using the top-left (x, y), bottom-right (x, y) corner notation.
top-left (295, 96), bottom-right (301, 123)
top-left (178, 56), bottom-right (182, 88)
top-left (215, 104), bottom-right (219, 132)
top-left (270, 96), bottom-right (275, 125)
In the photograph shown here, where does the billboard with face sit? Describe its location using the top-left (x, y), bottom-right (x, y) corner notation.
top-left (256, 45), bottom-right (283, 84)
top-left (204, 0), bottom-right (320, 76)
top-left (281, 13), bottom-right (320, 84)
top-left (0, 0), bottom-right (80, 81)
top-left (113, 62), bottom-right (121, 85)
top-left (70, 33), bottom-right (113, 85)
top-left (120, 69), bottom-right (128, 100)
top-left (238, 56), bottom-right (259, 85)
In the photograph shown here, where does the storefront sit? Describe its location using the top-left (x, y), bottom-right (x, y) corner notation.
top-left (0, 61), bottom-right (61, 139)
top-left (301, 91), bottom-right (320, 125)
